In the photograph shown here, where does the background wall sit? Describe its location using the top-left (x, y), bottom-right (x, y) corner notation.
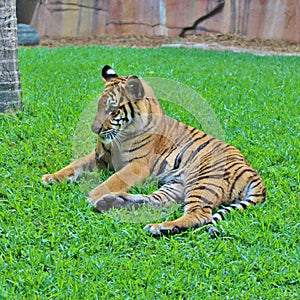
top-left (16, 0), bottom-right (300, 42)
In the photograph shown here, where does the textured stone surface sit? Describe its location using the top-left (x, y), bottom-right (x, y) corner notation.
top-left (16, 0), bottom-right (300, 42)
top-left (194, 0), bottom-right (300, 42)
top-left (17, 23), bottom-right (40, 45)
top-left (165, 0), bottom-right (206, 28)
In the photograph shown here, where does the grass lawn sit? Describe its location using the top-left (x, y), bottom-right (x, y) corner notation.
top-left (1, 45), bottom-right (299, 299)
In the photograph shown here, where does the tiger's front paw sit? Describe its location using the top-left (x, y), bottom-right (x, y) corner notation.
top-left (144, 222), bottom-right (181, 235)
top-left (42, 173), bottom-right (75, 184)
top-left (42, 174), bottom-right (60, 184)
top-left (42, 169), bottom-right (76, 185)
top-left (91, 193), bottom-right (142, 212)
top-left (93, 194), bottom-right (127, 211)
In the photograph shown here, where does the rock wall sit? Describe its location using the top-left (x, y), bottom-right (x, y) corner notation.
top-left (16, 0), bottom-right (300, 42)
top-left (197, 0), bottom-right (300, 42)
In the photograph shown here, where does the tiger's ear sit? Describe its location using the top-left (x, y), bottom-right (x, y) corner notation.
top-left (125, 76), bottom-right (145, 100)
top-left (102, 65), bottom-right (118, 82)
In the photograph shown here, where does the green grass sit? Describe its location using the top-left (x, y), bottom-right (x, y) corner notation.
top-left (1, 45), bottom-right (299, 299)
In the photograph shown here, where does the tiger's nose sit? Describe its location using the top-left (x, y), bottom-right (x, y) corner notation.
top-left (91, 122), bottom-right (101, 134)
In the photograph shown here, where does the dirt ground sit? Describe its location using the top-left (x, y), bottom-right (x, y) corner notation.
top-left (40, 33), bottom-right (300, 55)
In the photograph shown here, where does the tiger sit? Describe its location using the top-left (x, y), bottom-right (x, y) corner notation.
top-left (42, 65), bottom-right (266, 237)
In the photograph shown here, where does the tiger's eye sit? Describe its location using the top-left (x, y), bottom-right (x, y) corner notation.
top-left (111, 110), bottom-right (119, 117)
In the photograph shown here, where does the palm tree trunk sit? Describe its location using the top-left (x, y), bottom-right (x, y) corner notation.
top-left (0, 0), bottom-right (22, 113)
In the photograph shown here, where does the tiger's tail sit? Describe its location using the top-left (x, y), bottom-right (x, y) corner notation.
top-left (207, 179), bottom-right (266, 238)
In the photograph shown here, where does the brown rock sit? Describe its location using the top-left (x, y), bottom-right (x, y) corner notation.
top-left (17, 0), bottom-right (300, 42)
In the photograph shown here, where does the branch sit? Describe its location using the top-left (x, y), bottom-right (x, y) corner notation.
top-left (179, 0), bottom-right (225, 38)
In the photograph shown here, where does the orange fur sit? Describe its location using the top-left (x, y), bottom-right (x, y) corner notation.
top-left (42, 66), bottom-right (266, 236)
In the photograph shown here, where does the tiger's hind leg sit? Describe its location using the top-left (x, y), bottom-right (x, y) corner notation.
top-left (144, 184), bottom-right (218, 235)
top-left (144, 175), bottom-right (266, 236)
top-left (94, 181), bottom-right (184, 212)
top-left (144, 196), bottom-right (215, 235)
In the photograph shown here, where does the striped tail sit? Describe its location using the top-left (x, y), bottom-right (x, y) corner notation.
top-left (206, 201), bottom-right (257, 238)
top-left (207, 180), bottom-right (266, 238)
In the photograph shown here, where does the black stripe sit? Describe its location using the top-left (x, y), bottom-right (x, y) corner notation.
top-left (186, 139), bottom-right (213, 164)
top-left (173, 139), bottom-right (197, 169)
top-left (189, 127), bottom-right (200, 137)
top-left (243, 199), bottom-right (257, 205)
top-left (222, 207), bottom-right (231, 213)
top-left (161, 186), bottom-right (181, 196)
top-left (203, 205), bottom-right (214, 210)
top-left (127, 101), bottom-right (135, 119)
top-left (185, 199), bottom-right (201, 205)
top-left (239, 202), bottom-right (248, 209)
top-left (228, 204), bottom-right (238, 210)
top-left (209, 141), bottom-right (232, 155)
top-left (186, 206), bottom-right (202, 214)
top-left (199, 160), bottom-right (241, 176)
top-left (155, 158), bottom-right (168, 175)
top-left (185, 177), bottom-right (226, 195)
top-left (186, 185), bottom-right (217, 197)
top-left (229, 168), bottom-right (254, 198)
top-left (198, 158), bottom-right (243, 176)
top-left (248, 179), bottom-right (262, 189)
top-left (142, 116), bottom-right (155, 132)
top-left (189, 130), bottom-right (207, 141)
top-left (152, 194), bottom-right (162, 202)
top-left (205, 182), bottom-right (225, 195)
top-left (187, 156), bottom-right (228, 178)
top-left (128, 152), bottom-right (150, 163)
top-left (157, 189), bottom-right (173, 198)
top-left (126, 140), bottom-right (150, 153)
top-left (176, 125), bottom-right (203, 147)
top-left (119, 95), bottom-right (124, 104)
top-left (158, 189), bottom-right (175, 198)
top-left (163, 144), bottom-right (178, 160)
top-left (150, 145), bottom-right (177, 174)
top-left (196, 173), bottom-right (230, 181)
top-left (247, 193), bottom-right (265, 198)
top-left (194, 140), bottom-right (210, 154)
top-left (132, 134), bottom-right (152, 146)
top-left (214, 212), bottom-right (225, 220)
top-left (173, 137), bottom-right (209, 170)
top-left (122, 105), bottom-right (129, 121)
top-left (185, 194), bottom-right (213, 205)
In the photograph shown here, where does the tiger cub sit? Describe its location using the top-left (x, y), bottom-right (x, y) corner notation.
top-left (42, 65), bottom-right (266, 236)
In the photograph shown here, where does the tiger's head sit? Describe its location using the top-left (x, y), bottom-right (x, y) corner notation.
top-left (92, 65), bottom-right (162, 144)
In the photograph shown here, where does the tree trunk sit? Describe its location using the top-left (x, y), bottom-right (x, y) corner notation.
top-left (0, 0), bottom-right (22, 113)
